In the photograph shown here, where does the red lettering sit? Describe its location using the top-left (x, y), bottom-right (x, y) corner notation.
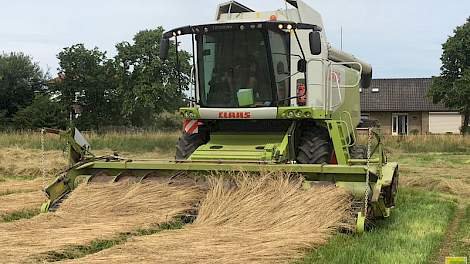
top-left (217, 112), bottom-right (252, 119)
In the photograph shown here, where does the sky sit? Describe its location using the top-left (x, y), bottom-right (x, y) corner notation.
top-left (1, 0), bottom-right (469, 78)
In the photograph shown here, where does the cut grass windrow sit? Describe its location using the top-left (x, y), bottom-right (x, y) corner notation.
top-left (67, 174), bottom-right (352, 264)
top-left (0, 179), bottom-right (43, 194)
top-left (0, 148), bottom-right (67, 178)
top-left (40, 219), bottom-right (185, 262)
top-left (297, 188), bottom-right (457, 264)
top-left (0, 190), bottom-right (45, 217)
top-left (0, 181), bottom-right (203, 264)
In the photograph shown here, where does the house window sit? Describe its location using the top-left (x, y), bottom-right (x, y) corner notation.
top-left (392, 113), bottom-right (408, 135)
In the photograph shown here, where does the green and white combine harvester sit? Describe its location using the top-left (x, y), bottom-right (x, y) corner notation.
top-left (42, 0), bottom-right (398, 232)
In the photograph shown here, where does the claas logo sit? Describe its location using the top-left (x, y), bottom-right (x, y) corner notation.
top-left (218, 112), bottom-right (252, 119)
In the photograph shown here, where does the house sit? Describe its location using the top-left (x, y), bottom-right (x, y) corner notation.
top-left (359, 78), bottom-right (463, 135)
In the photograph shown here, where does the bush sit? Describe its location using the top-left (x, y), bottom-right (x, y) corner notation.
top-left (152, 112), bottom-right (183, 131)
top-left (12, 95), bottom-right (68, 130)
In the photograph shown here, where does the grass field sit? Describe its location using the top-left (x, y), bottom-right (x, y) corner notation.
top-left (1, 131), bottom-right (469, 154)
top-left (0, 131), bottom-right (469, 263)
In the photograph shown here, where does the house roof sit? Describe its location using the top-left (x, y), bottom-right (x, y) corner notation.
top-left (360, 78), bottom-right (451, 112)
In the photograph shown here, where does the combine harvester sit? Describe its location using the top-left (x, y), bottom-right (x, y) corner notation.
top-left (42, 0), bottom-right (398, 232)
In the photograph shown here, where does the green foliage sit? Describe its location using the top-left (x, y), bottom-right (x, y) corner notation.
top-left (152, 111), bottom-right (183, 131)
top-left (429, 17), bottom-right (470, 134)
top-left (12, 94), bottom-right (68, 129)
top-left (115, 28), bottom-right (191, 127)
top-left (52, 44), bottom-right (122, 130)
top-left (0, 52), bottom-right (46, 128)
top-left (298, 188), bottom-right (457, 264)
top-left (50, 28), bottom-right (191, 130)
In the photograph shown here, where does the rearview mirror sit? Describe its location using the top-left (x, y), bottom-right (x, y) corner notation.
top-left (309, 31), bottom-right (322, 55)
top-left (159, 39), bottom-right (170, 60)
top-left (297, 59), bottom-right (306, 73)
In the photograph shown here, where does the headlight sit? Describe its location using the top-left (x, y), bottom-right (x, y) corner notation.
top-left (287, 111), bottom-right (295, 118)
top-left (295, 110), bottom-right (302, 118)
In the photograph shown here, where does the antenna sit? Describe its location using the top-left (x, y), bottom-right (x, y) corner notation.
top-left (340, 27), bottom-right (343, 50)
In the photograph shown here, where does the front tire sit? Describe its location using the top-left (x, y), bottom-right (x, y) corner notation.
top-left (296, 126), bottom-right (333, 164)
top-left (175, 129), bottom-right (209, 160)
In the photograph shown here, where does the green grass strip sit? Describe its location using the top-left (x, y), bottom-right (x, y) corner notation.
top-left (1, 208), bottom-right (40, 222)
top-left (296, 188), bottom-right (457, 264)
top-left (41, 219), bottom-right (185, 262)
top-left (450, 205), bottom-right (470, 258)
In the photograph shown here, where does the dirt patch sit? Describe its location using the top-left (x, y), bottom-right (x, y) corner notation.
top-left (0, 181), bottom-right (203, 264)
top-left (67, 174), bottom-right (352, 264)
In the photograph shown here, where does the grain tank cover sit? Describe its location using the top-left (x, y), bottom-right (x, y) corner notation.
top-left (216, 1), bottom-right (254, 20)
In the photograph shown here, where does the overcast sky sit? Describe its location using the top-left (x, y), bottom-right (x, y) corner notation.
top-left (1, 0), bottom-right (468, 78)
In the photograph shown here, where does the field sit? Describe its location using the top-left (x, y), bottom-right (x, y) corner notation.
top-left (0, 132), bottom-right (469, 263)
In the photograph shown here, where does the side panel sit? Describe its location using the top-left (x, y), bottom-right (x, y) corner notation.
top-left (330, 66), bottom-right (361, 132)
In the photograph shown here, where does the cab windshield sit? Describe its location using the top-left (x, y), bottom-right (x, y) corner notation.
top-left (197, 29), bottom-right (290, 108)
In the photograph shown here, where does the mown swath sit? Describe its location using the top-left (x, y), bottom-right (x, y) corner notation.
top-left (0, 181), bottom-right (203, 264)
top-left (67, 173), bottom-right (352, 264)
top-left (0, 148), bottom-right (66, 178)
top-left (0, 191), bottom-right (44, 217)
top-left (0, 179), bottom-right (43, 195)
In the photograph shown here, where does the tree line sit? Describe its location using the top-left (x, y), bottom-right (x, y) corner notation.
top-left (0, 27), bottom-right (189, 131)
top-left (1, 19), bottom-right (469, 133)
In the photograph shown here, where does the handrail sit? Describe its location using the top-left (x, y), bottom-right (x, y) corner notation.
top-left (339, 119), bottom-right (352, 146)
top-left (341, 111), bottom-right (357, 147)
top-left (329, 69), bottom-right (342, 109)
top-left (330, 61), bottom-right (363, 88)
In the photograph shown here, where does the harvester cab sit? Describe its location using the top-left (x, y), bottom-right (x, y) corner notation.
top-left (43, 0), bottom-right (398, 233)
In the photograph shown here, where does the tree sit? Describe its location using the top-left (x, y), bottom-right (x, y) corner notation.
top-left (52, 44), bottom-right (122, 130)
top-left (0, 52), bottom-right (46, 128)
top-left (115, 27), bottom-right (191, 127)
top-left (429, 17), bottom-right (470, 134)
top-left (13, 94), bottom-right (67, 129)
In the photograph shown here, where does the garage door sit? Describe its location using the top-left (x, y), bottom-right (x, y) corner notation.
top-left (429, 112), bottom-right (462, 134)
